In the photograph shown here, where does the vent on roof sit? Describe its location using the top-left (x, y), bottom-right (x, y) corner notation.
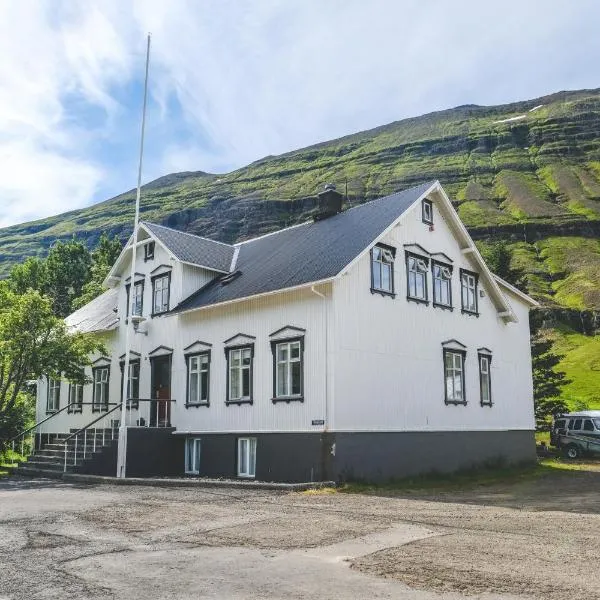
top-left (314, 184), bottom-right (344, 221)
top-left (220, 270), bottom-right (242, 286)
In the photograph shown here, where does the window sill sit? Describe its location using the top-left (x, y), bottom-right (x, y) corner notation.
top-left (45, 410), bottom-right (58, 415)
top-left (226, 399), bottom-right (253, 406)
top-left (407, 296), bottom-right (429, 306)
top-left (461, 309), bottom-right (479, 317)
top-left (433, 302), bottom-right (453, 311)
top-left (237, 474), bottom-right (255, 479)
top-left (422, 219), bottom-right (433, 226)
top-left (67, 409), bottom-right (83, 414)
top-left (185, 402), bottom-right (210, 409)
top-left (445, 400), bottom-right (467, 406)
top-left (271, 396), bottom-right (304, 404)
top-left (480, 402), bottom-right (493, 407)
top-left (91, 407), bottom-right (109, 413)
top-left (370, 288), bottom-right (396, 298)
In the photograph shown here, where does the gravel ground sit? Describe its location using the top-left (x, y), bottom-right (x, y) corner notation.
top-left (0, 465), bottom-right (598, 599)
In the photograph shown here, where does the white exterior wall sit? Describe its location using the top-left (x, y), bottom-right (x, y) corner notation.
top-left (330, 198), bottom-right (535, 433)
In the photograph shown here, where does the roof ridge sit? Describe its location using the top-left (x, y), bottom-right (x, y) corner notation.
top-left (142, 221), bottom-right (235, 248)
top-left (234, 221), bottom-right (310, 246)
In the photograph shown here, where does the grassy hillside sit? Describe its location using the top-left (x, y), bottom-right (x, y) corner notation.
top-left (1, 88), bottom-right (599, 409)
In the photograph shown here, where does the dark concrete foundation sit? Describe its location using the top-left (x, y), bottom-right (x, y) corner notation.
top-left (122, 429), bottom-right (535, 483)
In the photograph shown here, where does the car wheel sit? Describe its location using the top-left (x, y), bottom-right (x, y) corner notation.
top-left (565, 444), bottom-right (581, 459)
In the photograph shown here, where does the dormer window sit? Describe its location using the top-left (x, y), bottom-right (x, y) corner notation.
top-left (152, 273), bottom-right (170, 315)
top-left (422, 199), bottom-right (433, 225)
top-left (370, 244), bottom-right (395, 296)
top-left (144, 241), bottom-right (155, 261)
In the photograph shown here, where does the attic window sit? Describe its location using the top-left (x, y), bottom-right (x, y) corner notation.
top-left (144, 241), bottom-right (155, 261)
top-left (422, 199), bottom-right (433, 225)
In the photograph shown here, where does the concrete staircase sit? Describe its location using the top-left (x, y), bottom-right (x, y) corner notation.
top-left (13, 429), bottom-right (118, 478)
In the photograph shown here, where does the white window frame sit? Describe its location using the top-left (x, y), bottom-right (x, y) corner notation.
top-left (371, 245), bottom-right (395, 294)
top-left (92, 367), bottom-right (110, 412)
top-left (68, 382), bottom-right (83, 413)
top-left (461, 270), bottom-right (478, 314)
top-left (432, 262), bottom-right (452, 308)
top-left (275, 340), bottom-right (303, 399)
top-left (228, 347), bottom-right (252, 402)
top-left (185, 438), bottom-right (201, 475)
top-left (444, 350), bottom-right (466, 404)
top-left (187, 353), bottom-right (210, 405)
top-left (479, 354), bottom-right (492, 406)
top-left (422, 199), bottom-right (433, 224)
top-left (152, 274), bottom-right (170, 314)
top-left (47, 377), bottom-right (60, 412)
top-left (237, 437), bottom-right (257, 478)
top-left (407, 254), bottom-right (429, 302)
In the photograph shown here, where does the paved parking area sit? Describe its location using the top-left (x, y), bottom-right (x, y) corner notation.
top-left (0, 466), bottom-right (599, 599)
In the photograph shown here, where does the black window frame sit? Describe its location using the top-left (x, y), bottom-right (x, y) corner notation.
top-left (119, 359), bottom-right (140, 410)
top-left (151, 272), bottom-right (171, 316)
top-left (144, 241), bottom-right (155, 261)
top-left (460, 268), bottom-right (479, 316)
top-left (185, 350), bottom-right (211, 408)
top-left (270, 336), bottom-right (305, 403)
top-left (405, 251), bottom-right (430, 305)
top-left (443, 348), bottom-right (467, 406)
top-left (92, 365), bottom-right (110, 413)
top-left (125, 280), bottom-right (144, 318)
top-left (46, 376), bottom-right (61, 414)
top-left (431, 259), bottom-right (453, 310)
top-left (370, 243), bottom-right (396, 298)
top-left (422, 198), bottom-right (433, 225)
top-left (478, 352), bottom-right (492, 407)
top-left (225, 344), bottom-right (254, 406)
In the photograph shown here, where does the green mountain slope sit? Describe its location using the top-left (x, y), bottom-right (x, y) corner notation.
top-left (1, 88), bottom-right (600, 408)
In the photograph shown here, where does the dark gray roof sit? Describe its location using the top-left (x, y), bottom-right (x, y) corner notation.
top-left (173, 181), bottom-right (435, 313)
top-left (65, 288), bottom-right (119, 333)
top-left (143, 221), bottom-right (235, 273)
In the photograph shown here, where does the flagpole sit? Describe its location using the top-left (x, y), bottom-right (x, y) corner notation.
top-left (117, 33), bottom-right (151, 478)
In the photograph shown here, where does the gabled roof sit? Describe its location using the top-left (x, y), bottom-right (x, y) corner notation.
top-left (174, 181), bottom-right (436, 313)
top-left (141, 222), bottom-right (234, 273)
top-left (65, 288), bottom-right (119, 334)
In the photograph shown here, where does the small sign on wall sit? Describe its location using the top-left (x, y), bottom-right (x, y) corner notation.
top-left (311, 419), bottom-right (325, 426)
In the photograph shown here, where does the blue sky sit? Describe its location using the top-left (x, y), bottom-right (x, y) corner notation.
top-left (0, 0), bottom-right (598, 227)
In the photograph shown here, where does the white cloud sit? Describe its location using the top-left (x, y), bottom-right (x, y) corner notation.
top-left (0, 0), bottom-right (598, 228)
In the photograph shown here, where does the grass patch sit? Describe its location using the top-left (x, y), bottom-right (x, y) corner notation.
top-left (538, 457), bottom-right (600, 472)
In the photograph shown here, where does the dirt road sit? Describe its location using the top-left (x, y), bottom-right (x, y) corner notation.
top-left (0, 465), bottom-right (598, 599)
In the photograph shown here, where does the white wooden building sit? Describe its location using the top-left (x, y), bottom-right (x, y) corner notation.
top-left (34, 181), bottom-right (538, 482)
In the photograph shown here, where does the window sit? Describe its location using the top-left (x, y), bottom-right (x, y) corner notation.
top-left (68, 381), bottom-right (84, 413)
top-left (432, 262), bottom-right (452, 308)
top-left (370, 244), bottom-right (395, 295)
top-left (444, 350), bottom-right (466, 405)
top-left (186, 352), bottom-right (210, 406)
top-left (152, 273), bottom-right (170, 314)
top-left (144, 241), bottom-right (155, 261)
top-left (583, 419), bottom-right (594, 432)
top-left (126, 281), bottom-right (144, 317)
top-left (47, 377), bottom-right (60, 413)
top-left (406, 253), bottom-right (429, 303)
top-left (120, 360), bottom-right (140, 409)
top-left (479, 354), bottom-right (492, 406)
top-left (422, 198), bottom-right (433, 225)
top-left (460, 269), bottom-right (479, 315)
top-left (227, 347), bottom-right (253, 403)
top-left (594, 419), bottom-right (600, 430)
top-left (569, 419), bottom-right (582, 431)
top-left (237, 437), bottom-right (256, 478)
top-left (92, 366), bottom-right (110, 412)
top-left (273, 339), bottom-right (303, 401)
top-left (185, 438), bottom-right (201, 474)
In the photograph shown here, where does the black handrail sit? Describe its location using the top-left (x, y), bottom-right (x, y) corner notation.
top-left (63, 403), bottom-right (123, 443)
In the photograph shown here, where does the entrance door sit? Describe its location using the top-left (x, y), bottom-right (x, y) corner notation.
top-left (150, 354), bottom-right (172, 427)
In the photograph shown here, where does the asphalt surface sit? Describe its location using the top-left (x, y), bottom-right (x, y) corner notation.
top-left (0, 466), bottom-right (598, 599)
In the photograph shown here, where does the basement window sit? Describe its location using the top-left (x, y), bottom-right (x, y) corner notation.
top-left (370, 244), bottom-right (395, 296)
top-left (185, 438), bottom-right (201, 475)
top-left (237, 437), bottom-right (256, 478)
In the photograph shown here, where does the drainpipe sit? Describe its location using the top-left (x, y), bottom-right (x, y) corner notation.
top-left (310, 284), bottom-right (328, 430)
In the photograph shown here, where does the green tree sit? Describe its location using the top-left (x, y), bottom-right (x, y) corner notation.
top-left (0, 284), bottom-right (104, 448)
top-left (45, 239), bottom-right (92, 317)
top-left (9, 257), bottom-right (48, 295)
top-left (477, 241), bottom-right (521, 286)
top-left (531, 335), bottom-right (570, 430)
top-left (73, 233), bottom-right (122, 310)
